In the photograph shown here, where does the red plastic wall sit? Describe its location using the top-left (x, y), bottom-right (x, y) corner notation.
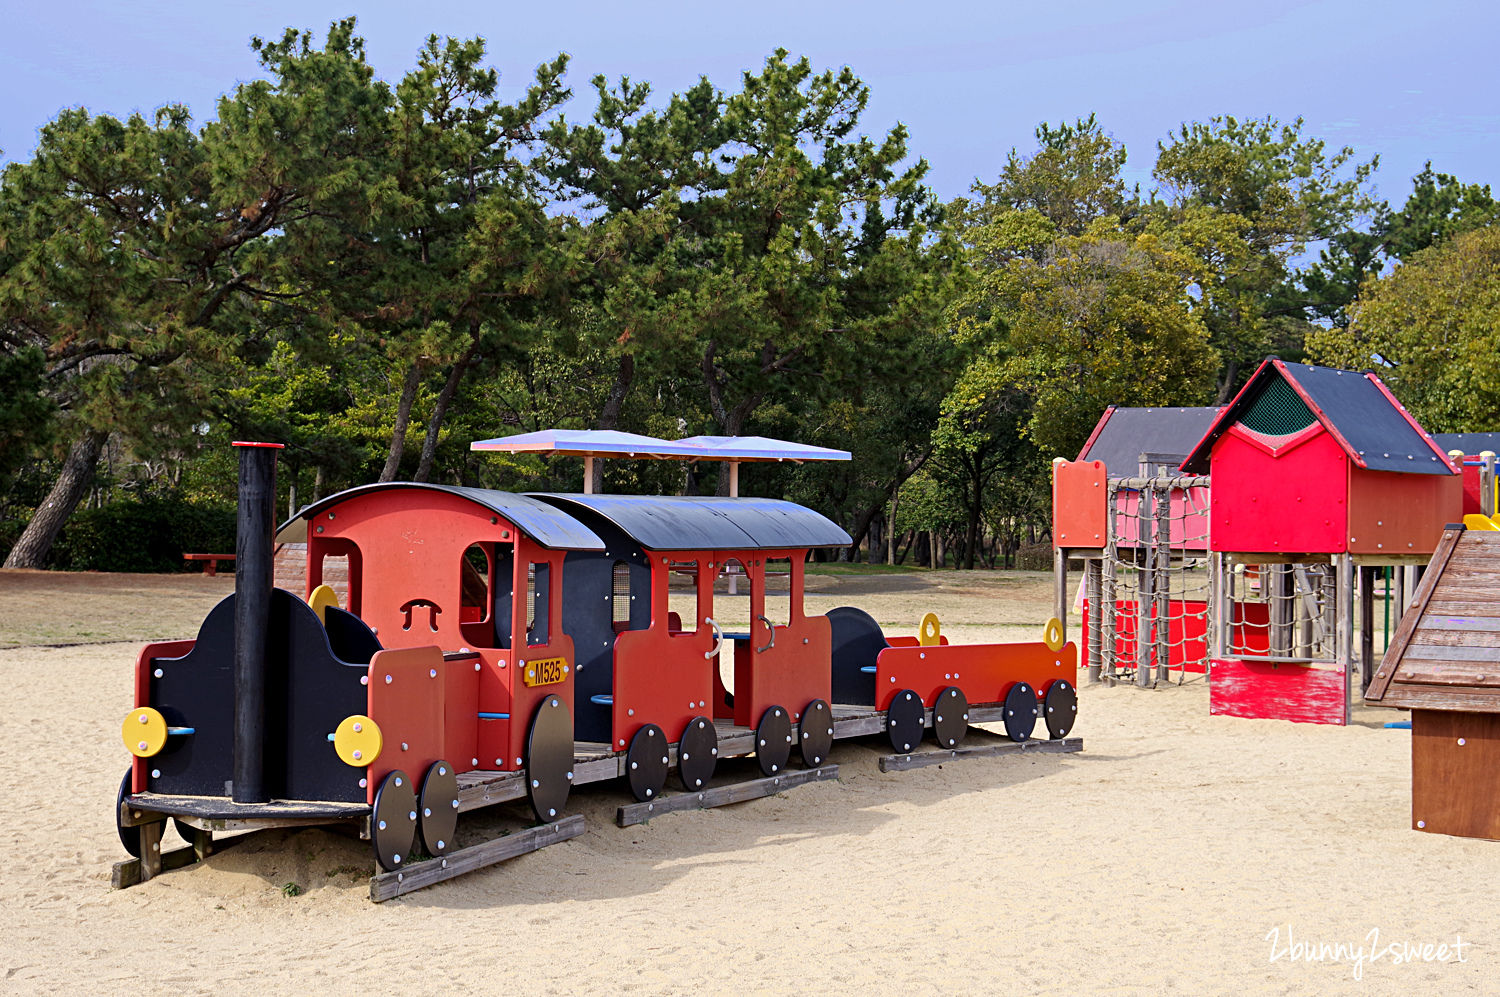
top-left (1080, 600), bottom-right (1270, 674)
top-left (1346, 464), bottom-right (1462, 556)
top-left (1209, 425), bottom-right (1348, 553)
top-left (1111, 485), bottom-right (1211, 550)
top-left (1208, 658), bottom-right (1348, 725)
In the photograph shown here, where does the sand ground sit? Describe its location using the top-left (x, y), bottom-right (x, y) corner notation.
top-left (0, 568), bottom-right (1494, 995)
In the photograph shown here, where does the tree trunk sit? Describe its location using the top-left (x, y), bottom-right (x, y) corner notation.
top-left (3, 429), bottom-right (109, 569)
top-left (887, 491), bottom-right (899, 566)
top-left (844, 500), bottom-right (883, 562)
top-left (380, 362), bottom-right (423, 483)
top-left (415, 340), bottom-right (480, 483)
top-left (1215, 357), bottom-right (1242, 405)
top-left (963, 471), bottom-right (981, 570)
top-left (592, 354), bottom-right (636, 493)
top-left (702, 341), bottom-right (764, 496)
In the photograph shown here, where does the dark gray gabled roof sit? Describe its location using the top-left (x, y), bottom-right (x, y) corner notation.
top-left (1432, 432), bottom-right (1500, 455)
top-left (1077, 406), bottom-right (1223, 477)
top-left (1181, 358), bottom-right (1456, 476)
top-left (282, 483), bottom-right (606, 550)
top-left (529, 493), bottom-right (852, 551)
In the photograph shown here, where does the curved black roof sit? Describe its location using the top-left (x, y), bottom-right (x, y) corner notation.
top-left (281, 483), bottom-right (606, 550)
top-left (530, 493), bottom-right (852, 551)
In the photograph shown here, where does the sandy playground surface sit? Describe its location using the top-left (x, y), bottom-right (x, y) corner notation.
top-left (0, 566), bottom-right (1496, 995)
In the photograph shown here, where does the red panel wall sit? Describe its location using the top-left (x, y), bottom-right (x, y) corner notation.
top-left (1346, 464), bottom-right (1462, 556)
top-left (1208, 658), bottom-right (1348, 725)
top-left (1209, 426), bottom-right (1348, 553)
top-left (1111, 485), bottom-right (1211, 550)
top-left (1053, 459), bottom-right (1108, 549)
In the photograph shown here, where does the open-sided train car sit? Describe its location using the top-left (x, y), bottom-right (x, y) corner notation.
top-left (115, 444), bottom-right (1079, 900)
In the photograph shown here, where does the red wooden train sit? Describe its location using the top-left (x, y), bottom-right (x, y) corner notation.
top-left (115, 444), bottom-right (1078, 898)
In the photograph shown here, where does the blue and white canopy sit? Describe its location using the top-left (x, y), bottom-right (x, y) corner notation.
top-left (470, 429), bottom-right (849, 463)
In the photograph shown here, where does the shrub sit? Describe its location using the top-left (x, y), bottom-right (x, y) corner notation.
top-left (51, 497), bottom-right (236, 572)
top-left (1015, 541), bottom-right (1053, 571)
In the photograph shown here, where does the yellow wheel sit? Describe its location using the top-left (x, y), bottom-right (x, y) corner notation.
top-left (1043, 617), bottom-right (1066, 652)
top-left (122, 707), bottom-right (169, 758)
top-left (334, 714), bottom-right (382, 767)
top-left (919, 612), bottom-right (942, 646)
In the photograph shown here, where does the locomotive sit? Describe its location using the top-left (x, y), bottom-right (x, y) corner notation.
top-left (115, 441), bottom-right (1079, 899)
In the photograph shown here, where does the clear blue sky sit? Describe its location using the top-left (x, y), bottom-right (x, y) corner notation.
top-left (2, 0), bottom-right (1496, 208)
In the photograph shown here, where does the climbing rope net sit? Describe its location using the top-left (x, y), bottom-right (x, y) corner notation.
top-left (1090, 474), bottom-right (1211, 686)
top-left (1222, 561), bottom-right (1338, 661)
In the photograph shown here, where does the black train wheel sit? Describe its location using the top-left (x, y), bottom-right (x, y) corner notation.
top-left (1044, 679), bottom-right (1078, 739)
top-left (678, 716), bottom-right (717, 791)
top-left (417, 760), bottom-right (459, 857)
top-left (931, 686), bottom-right (969, 749)
top-left (526, 694), bottom-right (573, 822)
top-left (886, 689), bottom-right (925, 754)
top-left (798, 699), bottom-right (834, 767)
top-left (1003, 682), bottom-right (1039, 742)
top-left (755, 706), bottom-right (792, 776)
top-left (626, 724), bottom-right (669, 802)
top-left (371, 769), bottom-right (417, 872)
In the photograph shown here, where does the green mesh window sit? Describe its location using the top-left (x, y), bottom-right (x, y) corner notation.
top-left (1237, 377), bottom-right (1316, 436)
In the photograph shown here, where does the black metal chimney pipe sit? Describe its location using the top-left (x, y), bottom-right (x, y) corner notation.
top-left (231, 441), bottom-right (282, 804)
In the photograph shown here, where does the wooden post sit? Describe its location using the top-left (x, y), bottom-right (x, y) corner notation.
top-left (728, 461), bottom-right (740, 498)
top-left (1135, 462), bottom-right (1154, 688)
top-left (1335, 552), bottom-right (1354, 724)
top-left (1154, 480), bottom-right (1172, 685)
top-left (1267, 564), bottom-right (1292, 658)
top-left (1101, 485), bottom-right (1119, 684)
top-left (1085, 557), bottom-right (1103, 683)
top-left (1482, 451), bottom-right (1497, 517)
top-left (1208, 552), bottom-right (1226, 661)
top-left (1053, 546), bottom-right (1069, 642)
top-left (583, 456), bottom-right (595, 494)
top-left (1359, 565), bottom-right (1377, 694)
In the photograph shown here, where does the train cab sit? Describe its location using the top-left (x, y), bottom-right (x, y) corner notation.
top-left (287, 483), bottom-right (607, 812)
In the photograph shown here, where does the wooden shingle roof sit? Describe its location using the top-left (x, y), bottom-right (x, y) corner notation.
top-left (1367, 527), bottom-right (1500, 712)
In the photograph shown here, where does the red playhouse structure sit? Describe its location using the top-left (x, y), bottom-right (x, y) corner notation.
top-left (1054, 359), bottom-right (1468, 724)
top-left (114, 435), bottom-right (1081, 900)
top-left (1178, 359), bottom-right (1462, 724)
top-left (1053, 405), bottom-right (1272, 686)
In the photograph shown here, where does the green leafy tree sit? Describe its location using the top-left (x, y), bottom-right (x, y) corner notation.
top-left (1304, 164), bottom-right (1500, 327)
top-left (1151, 115), bottom-right (1378, 396)
top-left (1307, 225), bottom-right (1500, 432)
top-left (545, 52), bottom-right (952, 497)
top-left (237, 24), bottom-right (571, 484)
top-left (0, 103), bottom-right (276, 568)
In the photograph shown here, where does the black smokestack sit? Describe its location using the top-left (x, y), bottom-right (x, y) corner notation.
top-left (231, 441), bottom-right (282, 804)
